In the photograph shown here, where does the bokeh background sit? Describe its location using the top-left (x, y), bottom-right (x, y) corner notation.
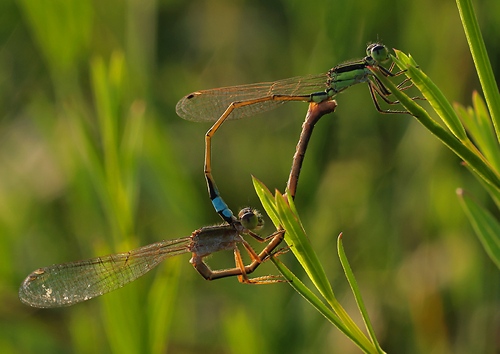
top-left (2, 0), bottom-right (499, 353)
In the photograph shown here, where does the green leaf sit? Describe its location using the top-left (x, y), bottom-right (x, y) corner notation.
top-left (461, 161), bottom-right (500, 211)
top-left (274, 191), bottom-right (335, 304)
top-left (456, 0), bottom-right (500, 139)
top-left (269, 258), bottom-right (342, 332)
top-left (270, 257), bottom-right (377, 353)
top-left (455, 92), bottom-right (500, 174)
top-left (252, 176), bottom-right (281, 227)
top-left (338, 235), bottom-right (384, 354)
top-left (457, 189), bottom-right (500, 269)
top-left (371, 60), bottom-right (500, 193)
top-left (392, 50), bottom-right (467, 142)
top-left (254, 175), bottom-right (337, 303)
top-left (253, 177), bottom-right (380, 353)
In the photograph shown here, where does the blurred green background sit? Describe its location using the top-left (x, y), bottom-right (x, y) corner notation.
top-left (2, 0), bottom-right (499, 353)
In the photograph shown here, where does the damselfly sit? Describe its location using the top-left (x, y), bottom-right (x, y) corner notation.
top-left (176, 43), bottom-right (411, 224)
top-left (19, 99), bottom-right (340, 308)
top-left (19, 208), bottom-right (284, 308)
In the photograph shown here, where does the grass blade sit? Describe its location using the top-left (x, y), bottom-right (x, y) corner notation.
top-left (253, 177), bottom-right (378, 353)
top-left (338, 234), bottom-right (384, 354)
top-left (371, 58), bottom-right (500, 192)
top-left (455, 0), bottom-right (500, 137)
top-left (457, 189), bottom-right (500, 269)
top-left (455, 93), bottom-right (500, 173)
top-left (270, 257), bottom-right (377, 353)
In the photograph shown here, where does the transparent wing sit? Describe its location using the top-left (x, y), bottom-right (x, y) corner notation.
top-left (19, 237), bottom-right (191, 308)
top-left (175, 73), bottom-right (329, 122)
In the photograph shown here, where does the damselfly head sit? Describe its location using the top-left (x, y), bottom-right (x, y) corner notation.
top-left (366, 43), bottom-right (390, 64)
top-left (238, 207), bottom-right (264, 231)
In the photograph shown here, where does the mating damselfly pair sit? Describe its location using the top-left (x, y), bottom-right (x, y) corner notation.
top-left (176, 43), bottom-right (411, 223)
top-left (19, 43), bottom-right (414, 308)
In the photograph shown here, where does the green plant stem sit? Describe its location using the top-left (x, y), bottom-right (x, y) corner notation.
top-left (456, 0), bottom-right (500, 138)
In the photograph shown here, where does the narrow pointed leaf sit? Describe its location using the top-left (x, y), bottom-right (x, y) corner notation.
top-left (392, 50), bottom-right (468, 142)
top-left (457, 189), bottom-right (500, 269)
top-left (338, 234), bottom-right (384, 353)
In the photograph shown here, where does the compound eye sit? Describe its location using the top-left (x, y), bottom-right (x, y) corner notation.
top-left (238, 207), bottom-right (264, 230)
top-left (367, 43), bottom-right (390, 64)
top-left (366, 43), bottom-right (377, 56)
